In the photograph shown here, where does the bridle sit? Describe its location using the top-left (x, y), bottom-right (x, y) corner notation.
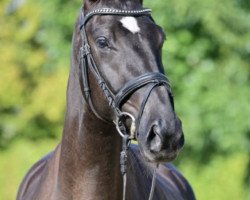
top-left (79, 7), bottom-right (171, 200)
top-left (79, 7), bottom-right (172, 138)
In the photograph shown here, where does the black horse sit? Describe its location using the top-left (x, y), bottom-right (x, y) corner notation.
top-left (17, 0), bottom-right (195, 199)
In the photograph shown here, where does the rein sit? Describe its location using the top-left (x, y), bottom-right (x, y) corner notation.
top-left (79, 7), bottom-right (171, 200)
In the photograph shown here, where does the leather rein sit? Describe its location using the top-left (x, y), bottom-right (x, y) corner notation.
top-left (79, 7), bottom-right (171, 200)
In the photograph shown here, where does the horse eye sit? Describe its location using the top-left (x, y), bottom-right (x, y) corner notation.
top-left (96, 37), bottom-right (109, 49)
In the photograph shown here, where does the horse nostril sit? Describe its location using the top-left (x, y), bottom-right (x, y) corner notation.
top-left (178, 133), bottom-right (185, 149)
top-left (147, 122), bottom-right (184, 153)
top-left (147, 125), bottom-right (163, 153)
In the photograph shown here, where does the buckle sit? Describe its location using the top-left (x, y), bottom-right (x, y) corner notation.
top-left (80, 44), bottom-right (91, 57)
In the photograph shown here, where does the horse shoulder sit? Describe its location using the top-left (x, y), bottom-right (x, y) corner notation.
top-left (157, 163), bottom-right (196, 200)
top-left (16, 145), bottom-right (61, 200)
top-left (127, 145), bottom-right (195, 200)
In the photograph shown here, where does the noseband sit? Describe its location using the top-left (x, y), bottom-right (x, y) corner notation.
top-left (79, 7), bottom-right (171, 200)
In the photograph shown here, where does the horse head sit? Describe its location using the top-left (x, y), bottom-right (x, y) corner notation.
top-left (76, 0), bottom-right (184, 163)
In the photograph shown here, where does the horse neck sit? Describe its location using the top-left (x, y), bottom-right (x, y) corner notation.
top-left (57, 42), bottom-right (122, 199)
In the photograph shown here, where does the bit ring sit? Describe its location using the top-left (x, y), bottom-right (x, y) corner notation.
top-left (115, 112), bottom-right (136, 139)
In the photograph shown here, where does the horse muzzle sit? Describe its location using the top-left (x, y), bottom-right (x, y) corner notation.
top-left (138, 118), bottom-right (185, 163)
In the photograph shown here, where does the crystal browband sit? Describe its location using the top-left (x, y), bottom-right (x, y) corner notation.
top-left (81, 8), bottom-right (152, 26)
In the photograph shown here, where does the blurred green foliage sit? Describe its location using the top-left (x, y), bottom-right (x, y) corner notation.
top-left (0, 0), bottom-right (76, 146)
top-left (146, 0), bottom-right (250, 158)
top-left (0, 139), bottom-right (57, 200)
top-left (0, 0), bottom-right (249, 199)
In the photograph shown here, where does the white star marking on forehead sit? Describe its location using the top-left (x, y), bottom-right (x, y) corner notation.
top-left (120, 17), bottom-right (140, 34)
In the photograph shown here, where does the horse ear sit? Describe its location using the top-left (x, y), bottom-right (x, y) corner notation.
top-left (84, 0), bottom-right (96, 2)
top-left (84, 0), bottom-right (143, 4)
top-left (83, 0), bottom-right (98, 5)
top-left (83, 0), bottom-right (99, 10)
